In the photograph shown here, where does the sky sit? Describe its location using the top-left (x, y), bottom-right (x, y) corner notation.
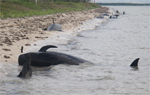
top-left (94, 0), bottom-right (150, 3)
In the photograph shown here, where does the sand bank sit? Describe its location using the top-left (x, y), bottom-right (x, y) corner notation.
top-left (0, 7), bottom-right (109, 63)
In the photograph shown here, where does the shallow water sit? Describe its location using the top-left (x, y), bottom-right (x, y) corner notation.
top-left (0, 6), bottom-right (150, 95)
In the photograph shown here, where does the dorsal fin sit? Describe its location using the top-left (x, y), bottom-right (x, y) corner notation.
top-left (52, 18), bottom-right (55, 24)
top-left (130, 58), bottom-right (140, 67)
top-left (39, 45), bottom-right (57, 52)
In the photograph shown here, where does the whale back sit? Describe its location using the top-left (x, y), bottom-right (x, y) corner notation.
top-left (103, 13), bottom-right (109, 16)
top-left (47, 18), bottom-right (62, 31)
top-left (97, 15), bottom-right (104, 19)
top-left (47, 24), bottom-right (62, 31)
top-left (18, 51), bottom-right (87, 66)
top-left (38, 45), bottom-right (57, 52)
top-left (130, 58), bottom-right (140, 67)
top-left (18, 45), bottom-right (92, 66)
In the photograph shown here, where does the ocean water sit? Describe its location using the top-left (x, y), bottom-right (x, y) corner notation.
top-left (0, 6), bottom-right (150, 95)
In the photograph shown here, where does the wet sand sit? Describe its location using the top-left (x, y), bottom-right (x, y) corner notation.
top-left (0, 7), bottom-right (109, 63)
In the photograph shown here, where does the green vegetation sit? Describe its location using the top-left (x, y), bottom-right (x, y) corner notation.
top-left (0, 0), bottom-right (99, 19)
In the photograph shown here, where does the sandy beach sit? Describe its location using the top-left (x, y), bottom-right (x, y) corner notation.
top-left (0, 7), bottom-right (109, 63)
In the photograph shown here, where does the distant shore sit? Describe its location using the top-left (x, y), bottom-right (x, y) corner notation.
top-left (0, 7), bottom-right (109, 63)
top-left (98, 3), bottom-right (150, 6)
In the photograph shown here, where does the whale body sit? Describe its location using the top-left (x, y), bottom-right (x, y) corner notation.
top-left (47, 24), bottom-right (62, 31)
top-left (96, 15), bottom-right (104, 19)
top-left (45, 18), bottom-right (62, 31)
top-left (18, 45), bottom-right (90, 67)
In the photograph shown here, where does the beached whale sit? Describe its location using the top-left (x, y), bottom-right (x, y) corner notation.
top-left (44, 18), bottom-right (62, 31)
top-left (96, 13), bottom-right (110, 19)
top-left (102, 13), bottom-right (109, 16)
top-left (109, 14), bottom-right (119, 19)
top-left (18, 45), bottom-right (91, 67)
top-left (96, 15), bottom-right (104, 19)
top-left (18, 45), bottom-right (91, 78)
top-left (47, 23), bottom-right (62, 31)
top-left (109, 12), bottom-right (120, 19)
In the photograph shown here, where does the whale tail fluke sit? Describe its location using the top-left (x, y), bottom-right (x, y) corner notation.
top-left (18, 53), bottom-right (32, 78)
top-left (38, 45), bottom-right (57, 52)
top-left (130, 58), bottom-right (140, 67)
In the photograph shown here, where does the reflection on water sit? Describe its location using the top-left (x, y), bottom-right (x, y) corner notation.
top-left (0, 6), bottom-right (150, 95)
top-left (130, 66), bottom-right (139, 71)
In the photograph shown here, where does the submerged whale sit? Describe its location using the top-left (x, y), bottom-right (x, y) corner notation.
top-left (18, 45), bottom-right (91, 67)
top-left (130, 58), bottom-right (140, 70)
top-left (130, 58), bottom-right (140, 67)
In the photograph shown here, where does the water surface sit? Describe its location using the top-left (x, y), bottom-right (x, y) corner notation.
top-left (0, 6), bottom-right (150, 95)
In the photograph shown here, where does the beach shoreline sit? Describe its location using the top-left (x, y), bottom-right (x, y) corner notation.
top-left (0, 7), bottom-right (109, 63)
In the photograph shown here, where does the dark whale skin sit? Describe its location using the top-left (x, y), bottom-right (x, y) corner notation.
top-left (18, 51), bottom-right (89, 67)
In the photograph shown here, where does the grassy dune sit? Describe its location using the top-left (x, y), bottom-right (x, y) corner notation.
top-left (0, 1), bottom-right (99, 19)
